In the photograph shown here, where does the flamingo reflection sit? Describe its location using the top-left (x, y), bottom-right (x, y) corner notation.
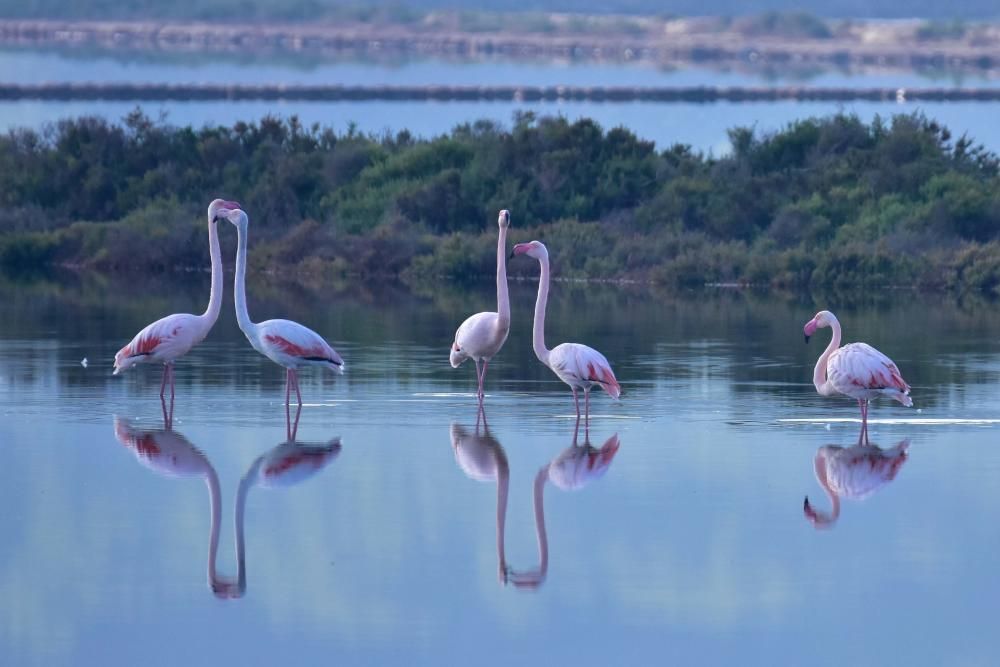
top-left (803, 440), bottom-right (909, 529)
top-left (451, 409), bottom-right (619, 589)
top-left (114, 400), bottom-right (340, 597)
top-left (450, 405), bottom-right (510, 584)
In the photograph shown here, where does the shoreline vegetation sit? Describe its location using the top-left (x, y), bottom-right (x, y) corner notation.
top-left (0, 14), bottom-right (999, 76)
top-left (2, 110), bottom-right (1000, 293)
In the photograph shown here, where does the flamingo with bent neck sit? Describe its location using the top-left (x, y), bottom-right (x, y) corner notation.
top-left (114, 402), bottom-right (341, 598)
top-left (502, 425), bottom-right (621, 590)
top-left (450, 405), bottom-right (510, 584)
top-left (803, 440), bottom-right (910, 529)
top-left (450, 210), bottom-right (512, 402)
top-left (804, 310), bottom-right (912, 445)
top-left (113, 199), bottom-right (238, 398)
top-left (225, 208), bottom-right (345, 406)
top-left (511, 240), bottom-right (621, 423)
top-left (113, 400), bottom-right (244, 598)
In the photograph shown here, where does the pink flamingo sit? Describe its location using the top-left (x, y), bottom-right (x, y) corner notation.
top-left (803, 440), bottom-right (909, 529)
top-left (450, 210), bottom-right (512, 402)
top-left (113, 199), bottom-right (239, 398)
top-left (804, 310), bottom-right (912, 444)
top-left (114, 402), bottom-right (341, 598)
top-left (450, 406), bottom-right (510, 584)
top-left (113, 401), bottom-right (244, 598)
top-left (502, 427), bottom-right (621, 590)
top-left (226, 208), bottom-right (344, 405)
top-left (511, 240), bottom-right (621, 422)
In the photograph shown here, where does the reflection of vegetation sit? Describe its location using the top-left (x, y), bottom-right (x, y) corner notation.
top-left (916, 20), bottom-right (967, 42)
top-left (733, 12), bottom-right (833, 39)
top-left (1, 110), bottom-right (999, 292)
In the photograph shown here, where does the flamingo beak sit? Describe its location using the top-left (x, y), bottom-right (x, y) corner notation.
top-left (803, 319), bottom-right (818, 343)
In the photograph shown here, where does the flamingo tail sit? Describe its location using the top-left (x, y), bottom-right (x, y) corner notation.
top-left (880, 388), bottom-right (913, 407)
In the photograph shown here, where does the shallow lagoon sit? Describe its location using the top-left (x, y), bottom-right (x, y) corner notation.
top-left (1, 272), bottom-right (999, 665)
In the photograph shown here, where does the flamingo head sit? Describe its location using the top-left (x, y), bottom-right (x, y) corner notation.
top-left (803, 310), bottom-right (836, 343)
top-left (510, 240), bottom-right (548, 261)
top-left (224, 208), bottom-right (249, 229)
top-left (498, 209), bottom-right (511, 229)
top-left (208, 199), bottom-right (241, 224)
top-left (803, 496), bottom-right (837, 529)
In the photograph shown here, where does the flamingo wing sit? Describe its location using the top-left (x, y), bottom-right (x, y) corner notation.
top-left (114, 313), bottom-right (203, 373)
top-left (829, 342), bottom-right (910, 395)
top-left (258, 319), bottom-right (344, 371)
top-left (549, 343), bottom-right (621, 399)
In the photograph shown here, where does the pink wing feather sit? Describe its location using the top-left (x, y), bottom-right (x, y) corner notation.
top-left (830, 343), bottom-right (909, 392)
top-left (114, 313), bottom-right (204, 373)
top-left (258, 319), bottom-right (344, 367)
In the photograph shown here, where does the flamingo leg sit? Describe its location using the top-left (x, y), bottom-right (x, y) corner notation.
top-left (474, 359), bottom-right (483, 400)
top-left (168, 363), bottom-right (176, 400)
top-left (478, 360), bottom-right (489, 401)
top-left (285, 368), bottom-right (292, 406)
top-left (161, 394), bottom-right (174, 430)
top-left (572, 388), bottom-right (580, 420)
top-left (159, 364), bottom-right (169, 399)
top-left (293, 369), bottom-right (302, 406)
top-left (572, 413), bottom-right (581, 446)
top-left (863, 400), bottom-right (870, 444)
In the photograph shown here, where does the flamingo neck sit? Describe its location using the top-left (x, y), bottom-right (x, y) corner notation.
top-left (531, 254), bottom-right (551, 365)
top-left (495, 456), bottom-right (509, 581)
top-left (206, 467), bottom-right (247, 596)
top-left (233, 223), bottom-right (258, 339)
top-left (808, 450), bottom-right (841, 527)
top-left (496, 225), bottom-right (510, 329)
top-left (206, 468), bottom-right (224, 583)
top-left (504, 466), bottom-right (549, 588)
top-left (813, 317), bottom-right (842, 395)
top-left (200, 219), bottom-right (223, 326)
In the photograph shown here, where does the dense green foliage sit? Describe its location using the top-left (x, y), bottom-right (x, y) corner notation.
top-left (2, 110), bottom-right (1000, 292)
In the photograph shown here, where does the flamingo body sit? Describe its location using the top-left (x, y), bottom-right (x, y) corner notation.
top-left (826, 342), bottom-right (911, 405)
top-left (113, 198), bottom-right (239, 397)
top-left (227, 208), bottom-right (344, 404)
top-left (804, 440), bottom-right (909, 528)
top-left (250, 439), bottom-right (342, 488)
top-left (450, 210), bottom-right (512, 401)
top-left (114, 313), bottom-right (209, 374)
top-left (547, 343), bottom-right (622, 401)
top-left (804, 310), bottom-right (911, 443)
top-left (511, 240), bottom-right (621, 422)
top-left (248, 318), bottom-right (344, 373)
top-left (547, 434), bottom-right (621, 491)
top-left (451, 420), bottom-right (505, 483)
top-left (114, 415), bottom-right (209, 478)
top-left (450, 312), bottom-right (509, 369)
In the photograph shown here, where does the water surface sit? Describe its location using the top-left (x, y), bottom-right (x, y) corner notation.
top-left (1, 273), bottom-right (998, 664)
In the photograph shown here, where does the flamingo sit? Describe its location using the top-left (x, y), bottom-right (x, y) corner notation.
top-left (803, 440), bottom-right (909, 529)
top-left (113, 199), bottom-right (239, 398)
top-left (511, 240), bottom-right (621, 422)
top-left (225, 208), bottom-right (344, 405)
top-left (450, 209), bottom-right (512, 402)
top-left (113, 401), bottom-right (244, 598)
top-left (450, 405), bottom-right (510, 584)
top-left (502, 426), bottom-right (621, 590)
top-left (804, 310), bottom-right (912, 444)
top-left (114, 402), bottom-right (341, 597)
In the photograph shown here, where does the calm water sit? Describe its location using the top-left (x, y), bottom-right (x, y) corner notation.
top-left (2, 48), bottom-right (1000, 154)
top-left (2, 271), bottom-right (1000, 665)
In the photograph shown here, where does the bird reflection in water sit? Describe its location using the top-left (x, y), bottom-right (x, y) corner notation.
top-left (114, 399), bottom-right (341, 597)
top-left (803, 440), bottom-right (909, 529)
top-left (451, 408), bottom-right (619, 590)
